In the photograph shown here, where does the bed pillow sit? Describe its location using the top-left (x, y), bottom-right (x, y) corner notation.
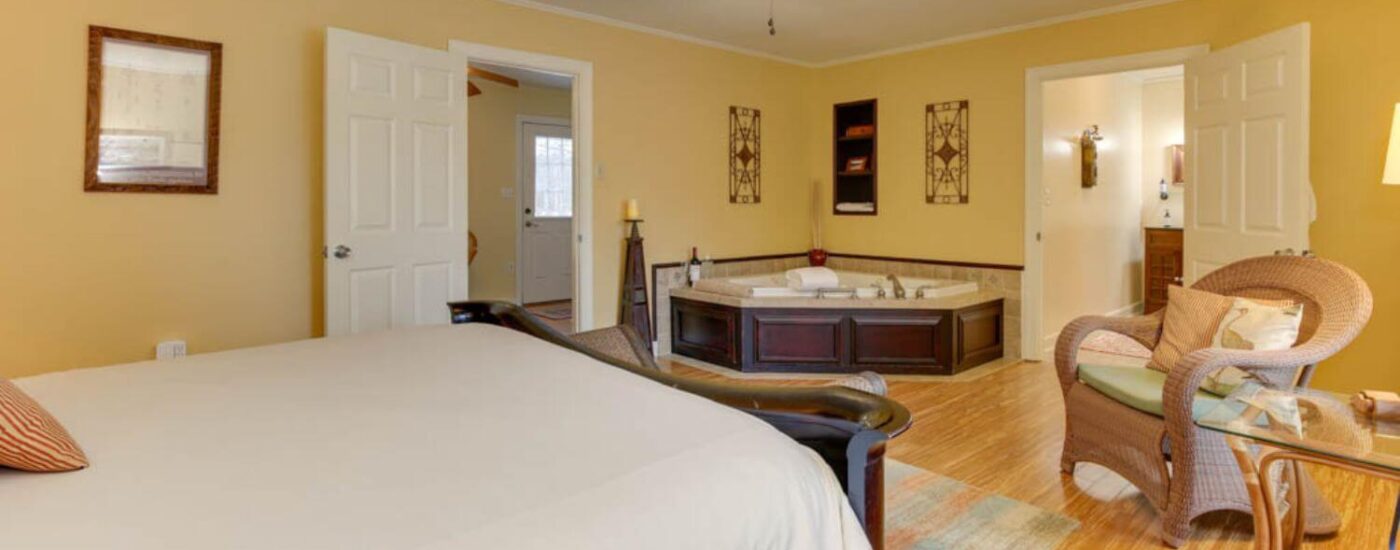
top-left (0, 380), bottom-right (87, 472)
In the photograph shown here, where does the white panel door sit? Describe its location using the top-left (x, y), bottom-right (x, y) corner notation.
top-left (325, 28), bottom-right (468, 336)
top-left (1183, 23), bottom-right (1311, 283)
top-left (520, 121), bottom-right (573, 304)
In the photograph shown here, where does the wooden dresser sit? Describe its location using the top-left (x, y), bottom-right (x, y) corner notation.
top-left (1144, 227), bottom-right (1183, 314)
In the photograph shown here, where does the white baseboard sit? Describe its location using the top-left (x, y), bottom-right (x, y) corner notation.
top-left (1042, 332), bottom-right (1059, 358)
top-left (1105, 301), bottom-right (1144, 318)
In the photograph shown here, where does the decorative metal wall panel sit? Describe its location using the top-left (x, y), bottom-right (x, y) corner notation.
top-left (729, 106), bottom-right (761, 204)
top-left (926, 100), bottom-right (969, 204)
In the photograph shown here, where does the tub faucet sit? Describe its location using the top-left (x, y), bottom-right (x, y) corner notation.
top-left (885, 274), bottom-right (906, 299)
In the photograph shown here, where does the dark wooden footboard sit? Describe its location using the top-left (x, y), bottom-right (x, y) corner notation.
top-left (448, 301), bottom-right (911, 548)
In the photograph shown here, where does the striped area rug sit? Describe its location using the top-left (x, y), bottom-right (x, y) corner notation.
top-left (885, 460), bottom-right (1078, 549)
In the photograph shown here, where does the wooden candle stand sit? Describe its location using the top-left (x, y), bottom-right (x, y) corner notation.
top-left (619, 220), bottom-right (653, 351)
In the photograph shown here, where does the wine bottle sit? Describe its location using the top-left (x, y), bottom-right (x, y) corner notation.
top-left (687, 247), bottom-right (702, 287)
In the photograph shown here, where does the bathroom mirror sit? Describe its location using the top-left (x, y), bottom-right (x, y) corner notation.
top-left (85, 26), bottom-right (222, 194)
top-left (1168, 144), bottom-right (1186, 184)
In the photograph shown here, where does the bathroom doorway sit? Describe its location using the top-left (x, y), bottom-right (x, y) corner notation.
top-left (1020, 45), bottom-right (1206, 360)
top-left (1023, 24), bottom-right (1315, 361)
top-left (1036, 65), bottom-right (1185, 356)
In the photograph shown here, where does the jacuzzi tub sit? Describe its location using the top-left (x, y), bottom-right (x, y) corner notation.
top-left (671, 270), bottom-right (1004, 376)
top-left (695, 271), bottom-right (978, 299)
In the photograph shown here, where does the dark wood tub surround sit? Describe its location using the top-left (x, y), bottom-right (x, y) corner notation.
top-left (672, 297), bottom-right (1004, 375)
top-left (447, 301), bottom-right (910, 549)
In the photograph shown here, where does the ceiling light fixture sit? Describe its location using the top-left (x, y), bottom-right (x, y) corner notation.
top-left (768, 0), bottom-right (776, 36)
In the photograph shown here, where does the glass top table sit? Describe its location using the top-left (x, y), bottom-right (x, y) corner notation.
top-left (1197, 388), bottom-right (1400, 473)
top-left (1196, 387), bottom-right (1400, 549)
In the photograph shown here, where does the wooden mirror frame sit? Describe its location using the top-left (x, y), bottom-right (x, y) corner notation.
top-left (84, 26), bottom-right (222, 194)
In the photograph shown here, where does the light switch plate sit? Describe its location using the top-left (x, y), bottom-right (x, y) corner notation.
top-left (500, 187), bottom-right (514, 199)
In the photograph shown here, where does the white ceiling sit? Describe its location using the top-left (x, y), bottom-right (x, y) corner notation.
top-left (471, 61), bottom-right (574, 90)
top-left (497, 0), bottom-right (1179, 66)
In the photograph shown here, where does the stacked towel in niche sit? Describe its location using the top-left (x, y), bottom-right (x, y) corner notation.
top-left (834, 202), bottom-right (875, 213)
top-left (786, 267), bottom-right (839, 290)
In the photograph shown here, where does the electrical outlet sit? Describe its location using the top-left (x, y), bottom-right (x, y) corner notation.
top-left (156, 340), bottom-right (187, 360)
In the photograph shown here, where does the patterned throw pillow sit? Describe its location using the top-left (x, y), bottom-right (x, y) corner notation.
top-left (0, 380), bottom-right (88, 472)
top-left (1146, 286), bottom-right (1303, 397)
top-left (1201, 297), bottom-right (1304, 395)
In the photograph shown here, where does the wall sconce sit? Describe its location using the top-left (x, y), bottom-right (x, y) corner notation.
top-left (1080, 125), bottom-right (1103, 188)
top-left (1169, 144), bottom-right (1186, 184)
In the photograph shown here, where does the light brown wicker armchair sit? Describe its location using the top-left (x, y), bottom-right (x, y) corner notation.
top-left (1055, 255), bottom-right (1373, 547)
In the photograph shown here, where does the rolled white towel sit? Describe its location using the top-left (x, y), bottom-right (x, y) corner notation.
top-left (786, 267), bottom-right (839, 290)
top-left (835, 202), bottom-right (876, 213)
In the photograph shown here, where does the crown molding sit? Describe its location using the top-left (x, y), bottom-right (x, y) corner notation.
top-left (490, 0), bottom-right (818, 67)
top-left (491, 0), bottom-right (1186, 69)
top-left (810, 0), bottom-right (1186, 67)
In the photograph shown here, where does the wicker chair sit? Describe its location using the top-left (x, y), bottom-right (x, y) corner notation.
top-left (1055, 255), bottom-right (1373, 547)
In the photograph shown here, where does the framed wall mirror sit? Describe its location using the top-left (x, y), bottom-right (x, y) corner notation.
top-left (85, 26), bottom-right (222, 194)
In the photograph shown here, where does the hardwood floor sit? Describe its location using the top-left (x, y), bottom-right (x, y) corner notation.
top-left (524, 300), bottom-right (573, 334)
top-left (664, 357), bottom-right (1398, 549)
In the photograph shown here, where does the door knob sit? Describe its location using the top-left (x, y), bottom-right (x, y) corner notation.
top-left (332, 245), bottom-right (352, 259)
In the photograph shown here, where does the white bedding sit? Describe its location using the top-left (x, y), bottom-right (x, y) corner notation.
top-left (2, 324), bottom-right (869, 549)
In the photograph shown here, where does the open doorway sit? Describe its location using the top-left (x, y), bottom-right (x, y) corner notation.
top-left (449, 40), bottom-right (595, 335)
top-left (1020, 45), bottom-right (1207, 360)
top-left (1023, 25), bottom-right (1312, 361)
top-left (464, 60), bottom-right (576, 333)
top-left (1038, 65), bottom-right (1184, 355)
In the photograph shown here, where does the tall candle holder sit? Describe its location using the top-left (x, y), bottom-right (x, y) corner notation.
top-left (619, 218), bottom-right (653, 351)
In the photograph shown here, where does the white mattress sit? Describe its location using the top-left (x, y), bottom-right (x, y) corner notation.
top-left (2, 324), bottom-right (869, 549)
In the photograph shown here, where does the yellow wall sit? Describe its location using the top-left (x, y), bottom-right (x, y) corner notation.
top-left (806, 0), bottom-right (1400, 392)
top-left (6, 0), bottom-right (1399, 393)
top-left (466, 79), bottom-right (572, 302)
top-left (0, 0), bottom-right (810, 378)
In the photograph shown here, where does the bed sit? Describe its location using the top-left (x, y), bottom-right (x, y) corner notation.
top-left (1, 302), bottom-right (910, 549)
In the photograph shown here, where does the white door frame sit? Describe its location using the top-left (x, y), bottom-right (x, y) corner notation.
top-left (1021, 45), bottom-right (1208, 361)
top-left (515, 115), bottom-right (573, 305)
top-left (448, 40), bottom-right (595, 332)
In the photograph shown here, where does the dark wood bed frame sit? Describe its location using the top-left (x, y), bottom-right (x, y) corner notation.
top-left (448, 301), bottom-right (912, 549)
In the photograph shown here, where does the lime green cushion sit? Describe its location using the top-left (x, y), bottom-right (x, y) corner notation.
top-left (1077, 363), bottom-right (1223, 420)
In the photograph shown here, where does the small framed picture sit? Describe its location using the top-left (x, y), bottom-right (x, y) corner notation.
top-left (845, 156), bottom-right (869, 172)
top-left (85, 26), bottom-right (223, 194)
